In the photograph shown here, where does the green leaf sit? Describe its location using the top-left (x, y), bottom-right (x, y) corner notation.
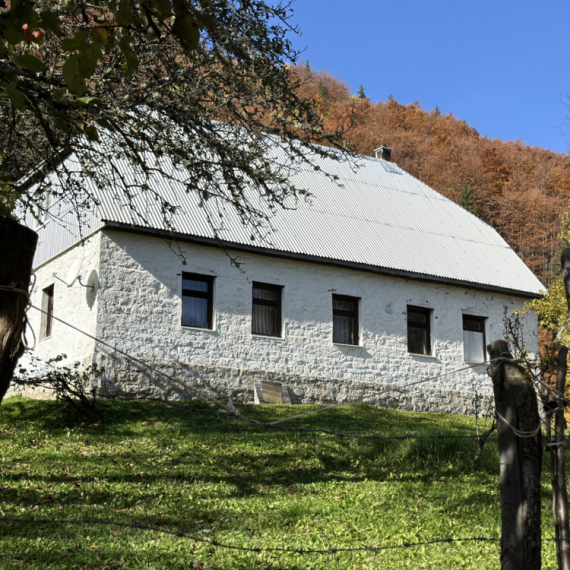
top-left (6, 82), bottom-right (28, 111)
top-left (84, 125), bottom-right (99, 141)
top-left (73, 97), bottom-right (102, 107)
top-left (13, 54), bottom-right (46, 73)
top-left (172, 12), bottom-right (200, 51)
top-left (4, 26), bottom-right (23, 46)
top-left (152, 0), bottom-right (172, 20)
top-left (53, 87), bottom-right (67, 99)
top-left (96, 118), bottom-right (114, 130)
top-left (90, 27), bottom-right (108, 48)
top-left (39, 10), bottom-right (62, 37)
top-left (54, 118), bottom-right (70, 132)
top-left (77, 42), bottom-right (102, 78)
top-left (116, 0), bottom-right (133, 26)
top-left (62, 30), bottom-right (88, 51)
top-left (119, 36), bottom-right (138, 77)
top-left (196, 12), bottom-right (216, 30)
top-left (62, 55), bottom-right (86, 96)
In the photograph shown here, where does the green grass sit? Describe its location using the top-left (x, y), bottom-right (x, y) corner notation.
top-left (0, 397), bottom-right (559, 568)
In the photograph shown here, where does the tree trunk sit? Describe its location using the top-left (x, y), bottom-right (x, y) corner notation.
top-left (0, 216), bottom-right (38, 404)
top-left (488, 339), bottom-right (542, 570)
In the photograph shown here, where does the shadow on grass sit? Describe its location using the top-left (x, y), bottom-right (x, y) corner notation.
top-left (1, 397), bottom-right (481, 433)
top-left (1, 398), bottom-right (500, 485)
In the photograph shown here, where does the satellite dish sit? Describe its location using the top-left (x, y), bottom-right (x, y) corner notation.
top-left (64, 252), bottom-right (85, 287)
top-left (85, 270), bottom-right (98, 309)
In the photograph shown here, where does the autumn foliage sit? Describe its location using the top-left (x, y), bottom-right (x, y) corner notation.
top-left (293, 64), bottom-right (569, 286)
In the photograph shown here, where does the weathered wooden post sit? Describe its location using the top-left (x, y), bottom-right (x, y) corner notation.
top-left (0, 216), bottom-right (37, 404)
top-left (488, 339), bottom-right (542, 570)
top-left (555, 346), bottom-right (570, 569)
top-left (555, 247), bottom-right (570, 569)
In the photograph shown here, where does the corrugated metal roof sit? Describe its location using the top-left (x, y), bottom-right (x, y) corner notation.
top-left (44, 146), bottom-right (545, 296)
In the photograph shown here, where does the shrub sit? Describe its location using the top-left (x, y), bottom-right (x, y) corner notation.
top-left (13, 354), bottom-right (104, 412)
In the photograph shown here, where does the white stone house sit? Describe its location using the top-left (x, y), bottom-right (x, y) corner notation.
top-left (19, 146), bottom-right (543, 414)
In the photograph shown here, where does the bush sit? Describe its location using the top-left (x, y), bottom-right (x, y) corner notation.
top-left (13, 354), bottom-right (104, 412)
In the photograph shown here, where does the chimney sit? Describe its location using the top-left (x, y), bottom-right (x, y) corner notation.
top-left (374, 145), bottom-right (392, 162)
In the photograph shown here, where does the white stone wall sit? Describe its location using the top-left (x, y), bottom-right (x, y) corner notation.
top-left (93, 230), bottom-right (539, 414)
top-left (19, 232), bottom-right (101, 371)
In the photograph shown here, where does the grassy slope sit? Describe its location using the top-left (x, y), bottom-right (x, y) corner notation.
top-left (0, 398), bottom-right (559, 569)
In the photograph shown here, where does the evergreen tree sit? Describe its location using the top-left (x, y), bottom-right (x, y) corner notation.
top-left (357, 85), bottom-right (367, 100)
top-left (458, 183), bottom-right (478, 216)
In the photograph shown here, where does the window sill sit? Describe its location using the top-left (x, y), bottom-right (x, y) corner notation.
top-left (181, 325), bottom-right (216, 333)
top-left (252, 334), bottom-right (285, 341)
top-left (408, 352), bottom-right (438, 360)
top-left (333, 342), bottom-right (363, 349)
top-left (464, 360), bottom-right (487, 366)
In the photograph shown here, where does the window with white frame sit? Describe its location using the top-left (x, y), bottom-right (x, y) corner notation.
top-left (463, 315), bottom-right (486, 363)
top-left (252, 282), bottom-right (283, 337)
top-left (332, 294), bottom-right (359, 345)
top-left (407, 306), bottom-right (432, 355)
top-left (181, 273), bottom-right (214, 329)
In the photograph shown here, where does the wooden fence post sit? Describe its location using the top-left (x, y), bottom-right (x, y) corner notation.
top-left (488, 339), bottom-right (542, 570)
top-left (555, 246), bottom-right (570, 569)
top-left (555, 346), bottom-right (570, 569)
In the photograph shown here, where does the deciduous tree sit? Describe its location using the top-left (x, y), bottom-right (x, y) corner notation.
top-left (0, 0), bottom-right (348, 402)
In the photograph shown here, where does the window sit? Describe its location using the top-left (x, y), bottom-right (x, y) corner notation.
top-left (407, 306), bottom-right (431, 355)
top-left (181, 273), bottom-right (214, 329)
top-left (463, 315), bottom-right (487, 363)
top-left (252, 282), bottom-right (283, 337)
top-left (332, 295), bottom-right (359, 345)
top-left (40, 284), bottom-right (54, 340)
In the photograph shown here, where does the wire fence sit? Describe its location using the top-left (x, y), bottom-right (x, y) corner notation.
top-left (4, 303), bottom-right (565, 563)
top-left (0, 516), bottom-right (503, 555)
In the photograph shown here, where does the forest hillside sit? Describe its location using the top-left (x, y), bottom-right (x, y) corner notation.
top-left (293, 64), bottom-right (570, 286)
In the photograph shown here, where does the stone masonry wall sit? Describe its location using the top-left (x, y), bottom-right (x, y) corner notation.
top-left (6, 232), bottom-right (101, 399)
top-left (91, 229), bottom-right (538, 415)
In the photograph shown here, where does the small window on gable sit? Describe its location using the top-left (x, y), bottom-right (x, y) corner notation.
top-left (40, 284), bottom-right (54, 340)
top-left (463, 315), bottom-right (487, 363)
top-left (408, 306), bottom-right (431, 355)
top-left (333, 294), bottom-right (359, 345)
top-left (252, 282), bottom-right (283, 337)
top-left (181, 273), bottom-right (214, 329)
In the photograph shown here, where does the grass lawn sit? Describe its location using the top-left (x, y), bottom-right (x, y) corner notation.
top-left (0, 397), bottom-right (561, 569)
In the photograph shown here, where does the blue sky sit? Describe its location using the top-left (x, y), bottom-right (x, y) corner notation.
top-left (289, 0), bottom-right (570, 154)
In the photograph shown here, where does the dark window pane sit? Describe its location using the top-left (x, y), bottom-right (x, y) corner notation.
top-left (182, 273), bottom-right (213, 329)
top-left (332, 295), bottom-right (359, 345)
top-left (41, 285), bottom-right (54, 340)
top-left (408, 326), bottom-right (428, 354)
top-left (182, 297), bottom-right (209, 328)
top-left (408, 310), bottom-right (427, 324)
top-left (252, 283), bottom-right (282, 337)
top-left (463, 317), bottom-right (483, 332)
top-left (183, 278), bottom-right (209, 292)
top-left (333, 314), bottom-right (354, 344)
top-left (252, 304), bottom-right (278, 336)
top-left (333, 298), bottom-right (355, 313)
top-left (253, 287), bottom-right (279, 303)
